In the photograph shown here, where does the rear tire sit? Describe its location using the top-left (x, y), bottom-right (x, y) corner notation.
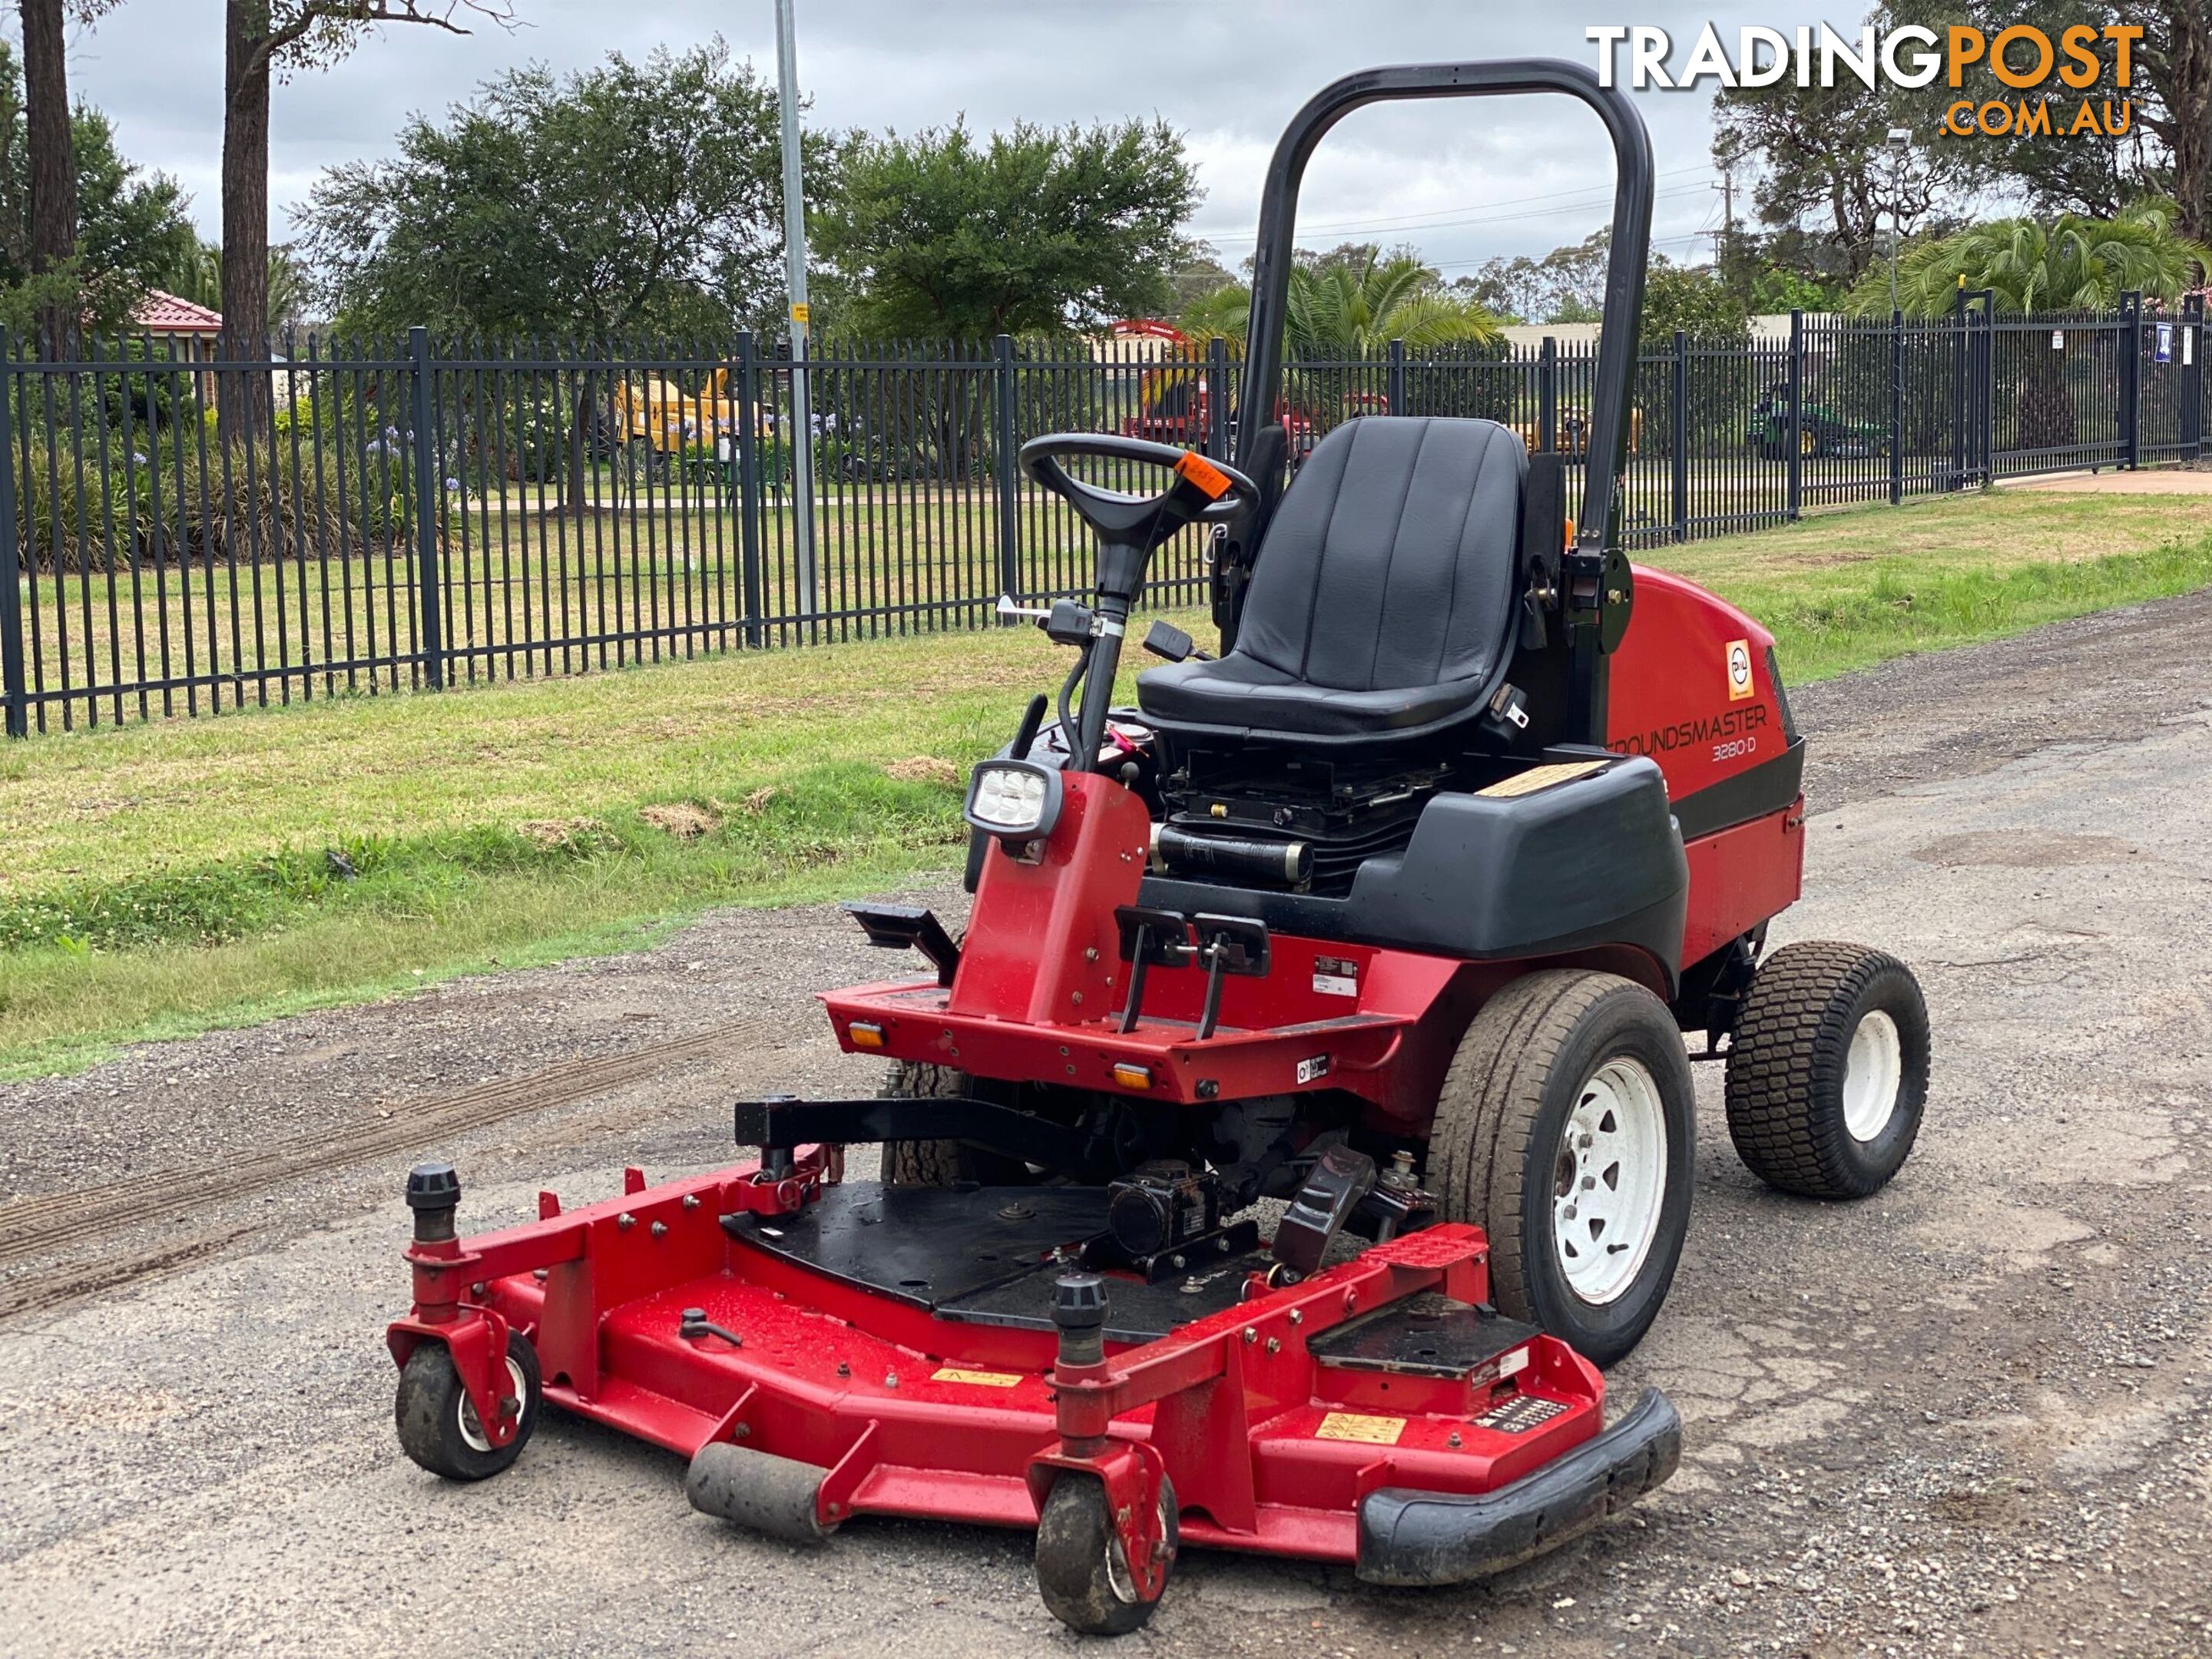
top-left (881, 1061), bottom-right (970, 1185)
top-left (879, 1061), bottom-right (1035, 1186)
top-left (1428, 971), bottom-right (1695, 1368)
top-left (1724, 942), bottom-right (1929, 1199)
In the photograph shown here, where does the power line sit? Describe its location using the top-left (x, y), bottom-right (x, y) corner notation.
top-left (1196, 164), bottom-right (1717, 245)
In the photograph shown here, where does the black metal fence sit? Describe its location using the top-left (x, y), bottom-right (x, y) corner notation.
top-left (4, 291), bottom-right (2204, 735)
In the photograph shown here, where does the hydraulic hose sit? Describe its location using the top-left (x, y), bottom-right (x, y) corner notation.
top-left (1057, 640), bottom-right (1091, 762)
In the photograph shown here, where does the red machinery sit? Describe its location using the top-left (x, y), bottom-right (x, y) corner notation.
top-left (388, 61), bottom-right (1928, 1637)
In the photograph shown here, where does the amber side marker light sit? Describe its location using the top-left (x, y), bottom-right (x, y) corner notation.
top-left (849, 1022), bottom-right (886, 1050)
top-left (1111, 1062), bottom-right (1154, 1090)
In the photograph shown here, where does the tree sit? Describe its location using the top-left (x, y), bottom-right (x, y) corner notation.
top-left (303, 43), bottom-right (785, 336)
top-left (1895, 1), bottom-right (2210, 243)
top-left (0, 43), bottom-right (195, 337)
top-left (1856, 201), bottom-right (2212, 449)
top-left (300, 41), bottom-right (786, 504)
top-left (1182, 246), bottom-right (1499, 353)
top-left (1711, 5), bottom-right (1970, 291)
top-left (1457, 230), bottom-right (1611, 325)
top-left (1643, 260), bottom-right (1749, 340)
top-left (161, 237), bottom-right (311, 331)
top-left (815, 118), bottom-right (1197, 336)
top-left (220, 1), bottom-right (517, 439)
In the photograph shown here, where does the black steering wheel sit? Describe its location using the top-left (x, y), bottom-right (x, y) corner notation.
top-left (1018, 432), bottom-right (1261, 555)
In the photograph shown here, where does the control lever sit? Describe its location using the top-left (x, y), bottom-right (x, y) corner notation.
top-left (1269, 1144), bottom-right (1376, 1282)
top-left (995, 594), bottom-right (1051, 624)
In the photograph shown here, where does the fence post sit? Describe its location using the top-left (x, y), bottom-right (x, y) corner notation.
top-left (407, 326), bottom-right (446, 689)
top-left (1670, 330), bottom-right (1688, 541)
top-left (2118, 290), bottom-right (2142, 470)
top-left (993, 334), bottom-right (1022, 604)
top-left (1978, 291), bottom-right (1997, 485)
top-left (0, 339), bottom-right (23, 737)
top-left (1537, 337), bottom-right (1558, 453)
top-left (1206, 336), bottom-right (1230, 459)
top-left (1889, 310), bottom-right (1905, 505)
top-left (2185, 293), bottom-right (2205, 462)
top-left (733, 330), bottom-right (764, 646)
top-left (1784, 310), bottom-right (1803, 521)
top-left (1386, 337), bottom-right (1406, 416)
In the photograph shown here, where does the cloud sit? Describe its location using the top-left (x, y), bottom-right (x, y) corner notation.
top-left (62, 0), bottom-right (1820, 270)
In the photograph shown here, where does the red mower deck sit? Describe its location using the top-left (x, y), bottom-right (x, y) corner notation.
top-left (390, 1152), bottom-right (1679, 1605)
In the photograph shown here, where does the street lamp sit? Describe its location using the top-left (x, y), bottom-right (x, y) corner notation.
top-left (775, 0), bottom-right (817, 619)
top-left (1886, 127), bottom-right (1913, 316)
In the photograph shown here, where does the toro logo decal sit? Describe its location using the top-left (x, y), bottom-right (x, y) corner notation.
top-left (1725, 638), bottom-right (1756, 703)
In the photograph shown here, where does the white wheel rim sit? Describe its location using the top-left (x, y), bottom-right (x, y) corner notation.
top-left (1842, 1009), bottom-right (1904, 1143)
top-left (457, 1355), bottom-right (527, 1454)
top-left (1553, 1058), bottom-right (1667, 1306)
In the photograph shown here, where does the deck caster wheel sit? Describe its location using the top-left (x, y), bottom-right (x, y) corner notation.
top-left (1724, 942), bottom-right (1929, 1199)
top-left (394, 1330), bottom-right (540, 1482)
top-left (1035, 1473), bottom-right (1177, 1637)
top-left (1429, 970), bottom-right (1694, 1368)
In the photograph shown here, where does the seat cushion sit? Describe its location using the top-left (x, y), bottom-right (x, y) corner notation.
top-left (1139, 416), bottom-right (1525, 743)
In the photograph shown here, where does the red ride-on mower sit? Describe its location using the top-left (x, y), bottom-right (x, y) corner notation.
top-left (386, 61), bottom-right (1931, 1636)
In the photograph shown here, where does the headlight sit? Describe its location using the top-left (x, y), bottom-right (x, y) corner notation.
top-left (963, 759), bottom-right (1063, 841)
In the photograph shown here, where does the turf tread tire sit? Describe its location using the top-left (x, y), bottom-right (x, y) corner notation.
top-left (1724, 941), bottom-right (1929, 1200)
top-left (879, 1061), bottom-right (970, 1186)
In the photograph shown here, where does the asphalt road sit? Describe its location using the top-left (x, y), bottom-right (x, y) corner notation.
top-left (3, 591), bottom-right (2210, 1659)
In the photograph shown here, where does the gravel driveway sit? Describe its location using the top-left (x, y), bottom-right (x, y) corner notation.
top-left (3, 591), bottom-right (2210, 1659)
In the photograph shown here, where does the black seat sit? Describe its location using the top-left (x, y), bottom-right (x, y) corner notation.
top-left (1138, 416), bottom-right (1528, 744)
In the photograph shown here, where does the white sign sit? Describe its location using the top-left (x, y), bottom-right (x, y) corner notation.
top-left (2051, 329), bottom-right (2065, 350)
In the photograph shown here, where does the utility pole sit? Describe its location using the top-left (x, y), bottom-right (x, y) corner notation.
top-left (774, 0), bottom-right (817, 618)
top-left (1712, 165), bottom-right (1735, 271)
top-left (1886, 128), bottom-right (1913, 315)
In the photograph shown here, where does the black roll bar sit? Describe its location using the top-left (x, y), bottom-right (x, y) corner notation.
top-left (1236, 59), bottom-right (1654, 565)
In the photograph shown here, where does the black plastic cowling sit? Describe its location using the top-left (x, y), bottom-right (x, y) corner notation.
top-left (1355, 1386), bottom-right (1681, 1585)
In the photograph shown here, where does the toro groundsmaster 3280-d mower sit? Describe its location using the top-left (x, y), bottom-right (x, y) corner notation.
top-left (386, 59), bottom-right (1931, 1636)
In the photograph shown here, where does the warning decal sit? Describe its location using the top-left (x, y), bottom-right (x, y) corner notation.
top-left (930, 1366), bottom-right (1025, 1388)
top-left (1316, 1412), bottom-right (1406, 1445)
top-left (1475, 1396), bottom-right (1569, 1435)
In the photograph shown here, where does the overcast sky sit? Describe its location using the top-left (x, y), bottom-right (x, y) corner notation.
top-left (50, 2), bottom-right (1853, 276)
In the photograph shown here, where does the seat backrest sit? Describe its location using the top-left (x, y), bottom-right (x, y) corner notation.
top-left (1234, 416), bottom-right (1525, 692)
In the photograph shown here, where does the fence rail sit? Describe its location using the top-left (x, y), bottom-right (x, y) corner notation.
top-left (4, 291), bottom-right (2204, 736)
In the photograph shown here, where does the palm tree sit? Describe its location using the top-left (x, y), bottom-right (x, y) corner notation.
top-left (1849, 202), bottom-right (2211, 452)
top-left (1182, 248), bottom-right (1500, 354)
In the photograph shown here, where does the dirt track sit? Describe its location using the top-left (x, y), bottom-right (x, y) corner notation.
top-left (3, 591), bottom-right (2211, 1658)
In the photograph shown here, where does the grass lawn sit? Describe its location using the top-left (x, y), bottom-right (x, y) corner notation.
top-left (5, 482), bottom-right (2211, 1076)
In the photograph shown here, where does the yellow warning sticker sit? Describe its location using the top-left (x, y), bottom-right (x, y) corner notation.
top-left (1315, 1411), bottom-right (1406, 1445)
top-left (930, 1366), bottom-right (1025, 1389)
top-left (1476, 760), bottom-right (1611, 800)
top-left (1725, 637), bottom-right (1756, 702)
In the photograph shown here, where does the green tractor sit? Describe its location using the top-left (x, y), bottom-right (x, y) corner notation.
top-left (1747, 379), bottom-right (1884, 459)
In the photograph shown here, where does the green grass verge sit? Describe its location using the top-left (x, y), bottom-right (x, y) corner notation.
top-left (5, 483), bottom-right (2210, 1076)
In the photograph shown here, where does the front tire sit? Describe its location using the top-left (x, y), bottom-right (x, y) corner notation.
top-left (1429, 971), bottom-right (1695, 1368)
top-left (395, 1329), bottom-right (540, 1482)
top-left (1724, 942), bottom-right (1929, 1199)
